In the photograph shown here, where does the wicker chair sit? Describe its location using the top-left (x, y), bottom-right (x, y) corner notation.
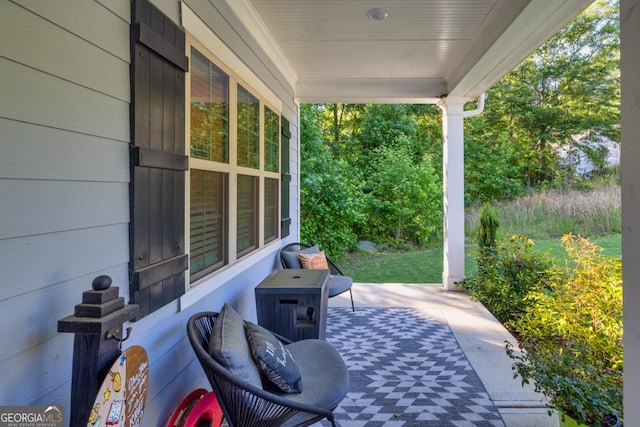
top-left (187, 311), bottom-right (349, 427)
top-left (279, 242), bottom-right (355, 311)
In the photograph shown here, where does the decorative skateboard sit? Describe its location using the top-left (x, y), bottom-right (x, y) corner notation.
top-left (87, 345), bottom-right (149, 427)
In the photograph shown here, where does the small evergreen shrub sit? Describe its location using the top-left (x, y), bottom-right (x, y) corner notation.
top-left (478, 204), bottom-right (500, 249)
top-left (475, 204), bottom-right (500, 278)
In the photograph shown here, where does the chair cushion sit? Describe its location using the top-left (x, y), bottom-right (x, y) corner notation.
top-left (208, 304), bottom-right (262, 388)
top-left (281, 244), bottom-right (320, 269)
top-left (276, 339), bottom-right (349, 410)
top-left (245, 323), bottom-right (303, 393)
top-left (298, 251), bottom-right (330, 270)
top-left (328, 275), bottom-right (353, 298)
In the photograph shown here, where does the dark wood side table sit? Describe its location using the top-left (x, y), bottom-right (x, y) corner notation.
top-left (255, 269), bottom-right (330, 341)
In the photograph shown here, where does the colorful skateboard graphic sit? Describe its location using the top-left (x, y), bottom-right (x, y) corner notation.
top-left (88, 345), bottom-right (149, 427)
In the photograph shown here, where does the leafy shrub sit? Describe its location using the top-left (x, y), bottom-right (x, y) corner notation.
top-left (464, 235), bottom-right (554, 326)
top-left (507, 234), bottom-right (623, 425)
top-left (506, 341), bottom-right (622, 426)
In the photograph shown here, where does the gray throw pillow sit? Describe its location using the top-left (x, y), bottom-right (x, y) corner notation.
top-left (281, 251), bottom-right (302, 269)
top-left (245, 322), bottom-right (303, 393)
top-left (209, 304), bottom-right (262, 388)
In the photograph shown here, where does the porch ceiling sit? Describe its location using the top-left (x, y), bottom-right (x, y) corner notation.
top-left (233, 0), bottom-right (594, 103)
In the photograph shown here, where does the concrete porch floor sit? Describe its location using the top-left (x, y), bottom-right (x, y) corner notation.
top-left (328, 282), bottom-right (557, 427)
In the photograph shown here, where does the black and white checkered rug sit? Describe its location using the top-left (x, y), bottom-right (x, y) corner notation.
top-left (322, 307), bottom-right (505, 427)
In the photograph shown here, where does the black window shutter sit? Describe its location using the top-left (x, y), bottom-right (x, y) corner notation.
top-left (281, 117), bottom-right (291, 237)
top-left (129, 0), bottom-right (189, 319)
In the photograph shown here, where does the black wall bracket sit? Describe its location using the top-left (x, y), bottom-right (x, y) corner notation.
top-left (57, 275), bottom-right (139, 426)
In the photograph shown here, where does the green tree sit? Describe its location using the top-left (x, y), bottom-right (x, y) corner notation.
top-left (412, 104), bottom-right (443, 168)
top-left (354, 104), bottom-right (426, 169)
top-left (467, 0), bottom-right (619, 189)
top-left (464, 131), bottom-right (526, 202)
top-left (299, 104), bottom-right (363, 256)
top-left (321, 104), bottom-right (365, 160)
top-left (301, 103), bottom-right (444, 250)
top-left (360, 142), bottom-right (442, 246)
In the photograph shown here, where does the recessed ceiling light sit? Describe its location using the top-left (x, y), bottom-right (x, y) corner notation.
top-left (367, 8), bottom-right (389, 21)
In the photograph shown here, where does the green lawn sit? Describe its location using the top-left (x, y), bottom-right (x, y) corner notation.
top-left (532, 233), bottom-right (621, 260)
top-left (341, 234), bottom-right (621, 284)
top-left (341, 247), bottom-right (477, 283)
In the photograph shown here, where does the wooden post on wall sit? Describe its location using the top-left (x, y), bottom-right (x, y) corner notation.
top-left (58, 276), bottom-right (138, 426)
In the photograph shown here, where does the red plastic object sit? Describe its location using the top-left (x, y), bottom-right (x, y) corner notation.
top-left (167, 388), bottom-right (223, 427)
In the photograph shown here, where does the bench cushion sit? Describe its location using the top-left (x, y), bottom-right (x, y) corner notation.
top-left (208, 304), bottom-right (262, 388)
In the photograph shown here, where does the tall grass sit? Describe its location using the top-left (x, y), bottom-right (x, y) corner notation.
top-left (465, 183), bottom-right (621, 240)
top-left (344, 182), bottom-right (620, 283)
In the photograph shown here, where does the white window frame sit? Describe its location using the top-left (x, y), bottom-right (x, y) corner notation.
top-left (184, 31), bottom-right (281, 295)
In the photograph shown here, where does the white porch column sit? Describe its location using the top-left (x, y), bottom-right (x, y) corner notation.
top-left (439, 97), bottom-right (467, 291)
top-left (621, 0), bottom-right (640, 423)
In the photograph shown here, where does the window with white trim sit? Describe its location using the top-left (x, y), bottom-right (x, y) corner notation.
top-left (187, 41), bottom-right (281, 286)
